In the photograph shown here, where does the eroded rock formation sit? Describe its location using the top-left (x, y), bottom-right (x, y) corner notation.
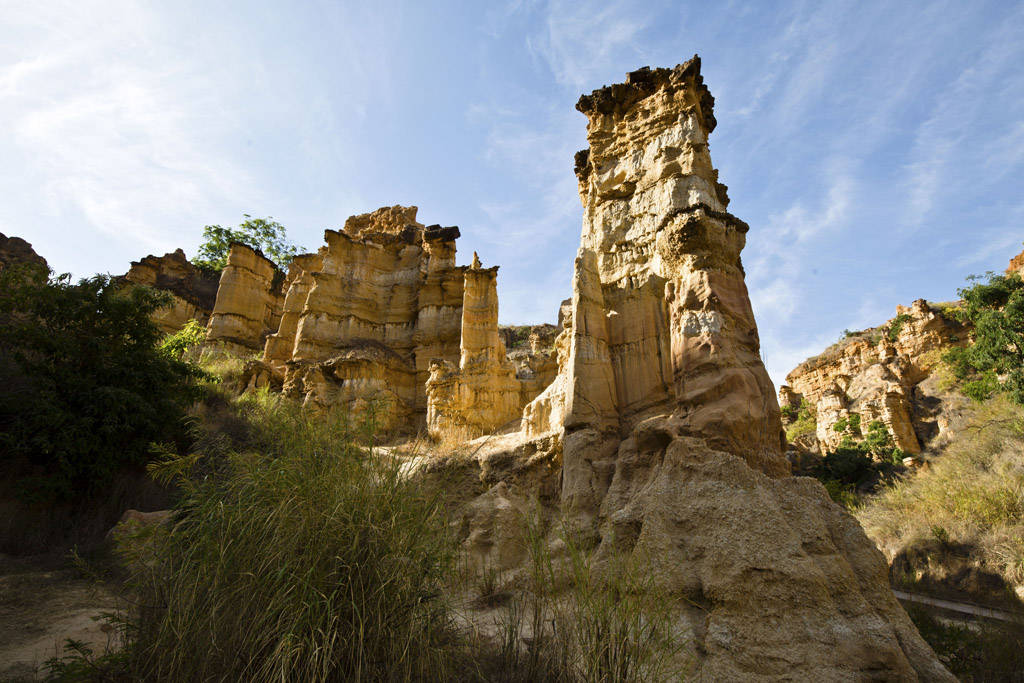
top-left (278, 206), bottom-right (466, 428)
top-left (781, 299), bottom-right (969, 456)
top-left (424, 57), bottom-right (952, 680)
top-left (123, 249), bottom-right (220, 334)
top-left (426, 256), bottom-right (523, 437)
top-left (205, 244), bottom-right (285, 354)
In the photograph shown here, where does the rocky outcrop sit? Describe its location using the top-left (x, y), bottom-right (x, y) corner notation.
top-left (278, 207), bottom-right (466, 429)
top-left (1007, 245), bottom-right (1024, 277)
top-left (205, 244), bottom-right (285, 354)
top-left (781, 299), bottom-right (969, 456)
top-left (0, 233), bottom-right (47, 277)
top-left (123, 249), bottom-right (220, 334)
top-left (262, 252), bottom-right (324, 367)
top-left (424, 57), bottom-right (952, 680)
top-left (426, 256), bottom-right (522, 437)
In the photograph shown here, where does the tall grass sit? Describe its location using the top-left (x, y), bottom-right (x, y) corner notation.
top-left (487, 514), bottom-right (684, 682)
top-left (856, 396), bottom-right (1024, 596)
top-left (118, 391), bottom-right (463, 681)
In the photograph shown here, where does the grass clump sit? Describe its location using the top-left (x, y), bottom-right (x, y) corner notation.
top-left (114, 392), bottom-right (463, 681)
top-left (857, 397), bottom-right (1024, 597)
top-left (487, 516), bottom-right (685, 682)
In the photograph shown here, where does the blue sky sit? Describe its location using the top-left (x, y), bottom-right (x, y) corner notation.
top-left (2, 0), bottom-right (1022, 387)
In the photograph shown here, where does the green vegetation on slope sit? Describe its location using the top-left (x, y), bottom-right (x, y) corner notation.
top-left (944, 270), bottom-right (1024, 403)
top-left (857, 397), bottom-right (1024, 600)
top-left (0, 268), bottom-right (202, 504)
top-left (108, 392), bottom-right (462, 681)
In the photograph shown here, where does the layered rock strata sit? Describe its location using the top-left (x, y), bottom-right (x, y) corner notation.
top-left (262, 252), bottom-right (325, 367)
top-left (429, 57), bottom-right (952, 680)
top-left (205, 243), bottom-right (285, 353)
top-left (123, 249), bottom-right (220, 334)
top-left (280, 206), bottom-right (465, 428)
top-left (781, 299), bottom-right (969, 455)
top-left (426, 256), bottom-right (522, 437)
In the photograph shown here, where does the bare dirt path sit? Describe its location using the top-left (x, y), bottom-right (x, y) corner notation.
top-left (0, 553), bottom-right (121, 680)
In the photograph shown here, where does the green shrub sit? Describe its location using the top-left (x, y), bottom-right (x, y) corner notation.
top-left (0, 271), bottom-right (202, 503)
top-left (785, 403), bottom-right (817, 442)
top-left (158, 319), bottom-right (207, 360)
top-left (886, 313), bottom-right (912, 342)
top-left (118, 393), bottom-right (462, 681)
top-left (942, 270), bottom-right (1024, 404)
top-left (904, 604), bottom-right (1024, 679)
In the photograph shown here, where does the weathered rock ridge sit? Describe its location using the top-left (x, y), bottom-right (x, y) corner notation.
top-left (424, 57), bottom-right (952, 680)
top-left (781, 299), bottom-right (969, 457)
top-left (122, 249), bottom-right (220, 334)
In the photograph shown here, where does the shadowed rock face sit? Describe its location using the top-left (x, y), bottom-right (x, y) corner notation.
top-left (123, 249), bottom-right (220, 334)
top-left (440, 57), bottom-right (954, 680)
top-left (0, 233), bottom-right (47, 276)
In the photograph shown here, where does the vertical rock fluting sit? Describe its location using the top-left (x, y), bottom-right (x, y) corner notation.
top-left (122, 248), bottom-right (220, 334)
top-left (458, 57), bottom-right (953, 680)
top-left (263, 252), bottom-right (324, 367)
top-left (280, 206), bottom-right (465, 428)
top-left (205, 243), bottom-right (285, 353)
top-left (524, 57), bottom-right (787, 476)
top-left (426, 256), bottom-right (522, 437)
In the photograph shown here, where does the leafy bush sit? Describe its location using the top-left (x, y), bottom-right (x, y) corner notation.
top-left (158, 319), bottom-right (207, 361)
top-left (886, 313), bottom-right (912, 342)
top-left (0, 270), bottom-right (202, 503)
top-left (785, 402), bottom-right (817, 442)
top-left (192, 214), bottom-right (304, 272)
top-left (118, 393), bottom-right (462, 681)
top-left (904, 604), bottom-right (1024, 680)
top-left (943, 270), bottom-right (1024, 404)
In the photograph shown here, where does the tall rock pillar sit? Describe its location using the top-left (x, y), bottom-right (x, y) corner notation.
top-left (529, 56), bottom-right (786, 476)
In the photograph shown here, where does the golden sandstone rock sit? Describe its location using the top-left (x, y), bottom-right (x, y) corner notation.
top-left (205, 243), bottom-right (285, 354)
top-left (279, 207), bottom-right (466, 428)
top-left (426, 259), bottom-right (522, 438)
top-left (122, 249), bottom-right (219, 334)
top-left (425, 57), bottom-right (953, 680)
top-left (782, 299), bottom-right (968, 456)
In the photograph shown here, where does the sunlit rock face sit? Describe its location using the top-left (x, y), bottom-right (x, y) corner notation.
top-left (122, 249), bottom-right (220, 334)
top-left (437, 57), bottom-right (954, 681)
top-left (782, 298), bottom-right (969, 456)
top-left (426, 258), bottom-right (522, 438)
top-left (279, 206), bottom-right (465, 429)
top-left (524, 57), bottom-right (786, 476)
top-left (205, 243), bottom-right (285, 354)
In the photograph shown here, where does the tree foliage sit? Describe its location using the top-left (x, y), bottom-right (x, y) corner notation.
top-left (944, 270), bottom-right (1024, 403)
top-left (0, 268), bottom-right (203, 503)
top-left (191, 214), bottom-right (303, 272)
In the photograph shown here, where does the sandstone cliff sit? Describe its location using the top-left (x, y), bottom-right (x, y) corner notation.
top-left (781, 299), bottom-right (969, 457)
top-left (205, 243), bottom-right (285, 354)
top-left (422, 57), bottom-right (952, 680)
top-left (123, 249), bottom-right (220, 334)
top-left (274, 206), bottom-right (466, 429)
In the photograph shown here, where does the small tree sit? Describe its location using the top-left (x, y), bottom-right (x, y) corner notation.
top-left (944, 271), bottom-right (1024, 403)
top-left (0, 269), bottom-right (203, 502)
top-left (192, 215), bottom-right (303, 272)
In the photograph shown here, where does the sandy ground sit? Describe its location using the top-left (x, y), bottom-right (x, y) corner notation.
top-left (0, 553), bottom-right (121, 680)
